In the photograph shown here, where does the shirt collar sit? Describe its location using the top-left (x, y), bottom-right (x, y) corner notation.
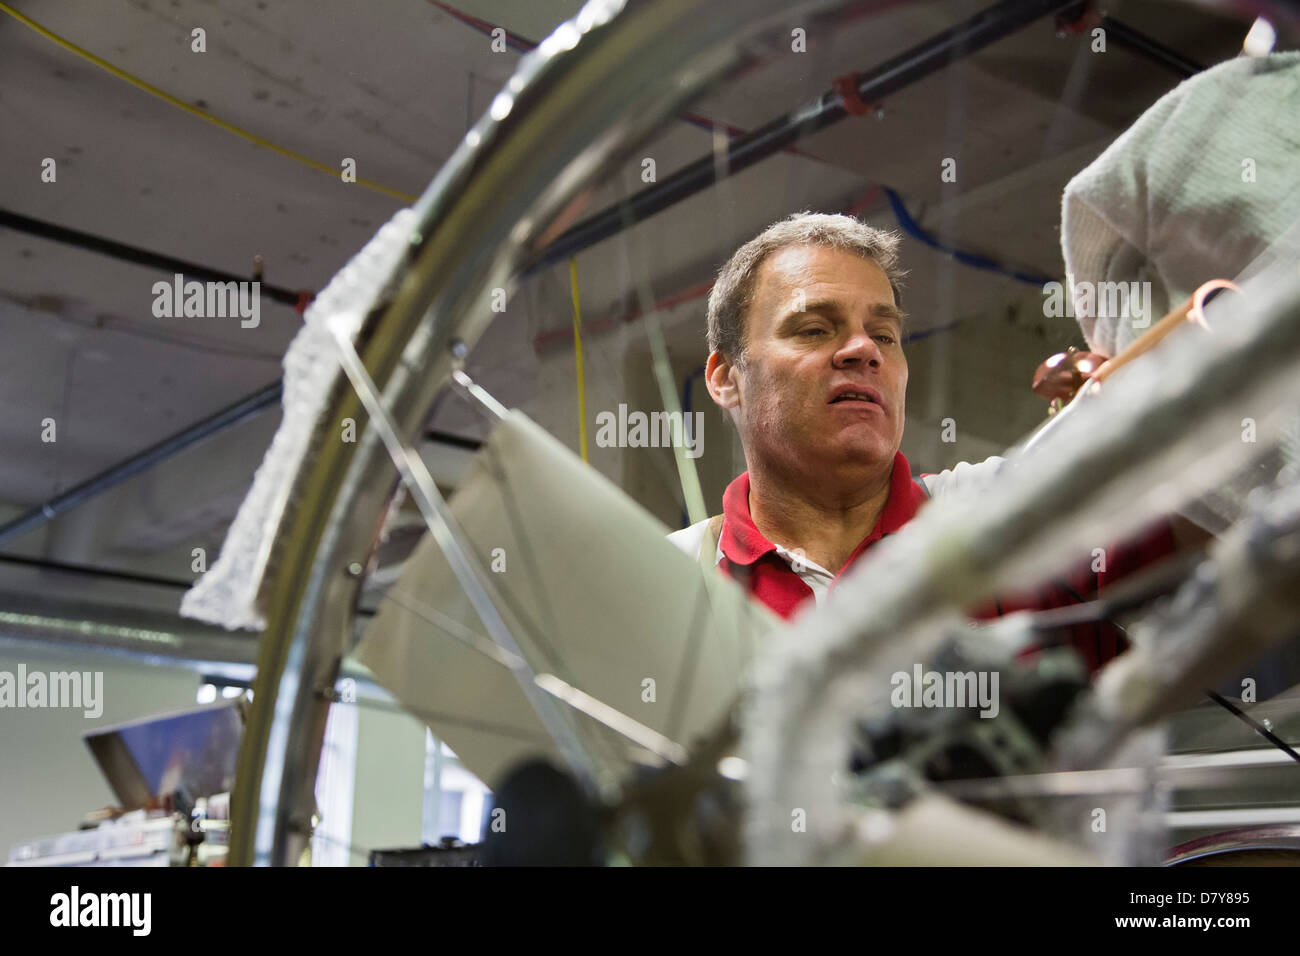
top-left (719, 451), bottom-right (927, 569)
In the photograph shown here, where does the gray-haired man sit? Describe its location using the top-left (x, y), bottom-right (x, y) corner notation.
top-left (669, 211), bottom-right (1177, 671)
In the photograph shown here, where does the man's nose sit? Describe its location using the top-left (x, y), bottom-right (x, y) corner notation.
top-left (833, 331), bottom-right (882, 368)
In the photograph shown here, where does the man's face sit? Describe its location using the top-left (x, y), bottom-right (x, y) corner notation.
top-left (711, 244), bottom-right (908, 482)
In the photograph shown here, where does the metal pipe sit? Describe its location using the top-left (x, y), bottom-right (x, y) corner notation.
top-left (0, 552), bottom-right (380, 618)
top-left (0, 208), bottom-right (308, 307)
top-left (0, 382), bottom-right (281, 546)
top-left (0, 552), bottom-right (196, 591)
top-left (0, 387), bottom-right (480, 550)
top-left (526, 0), bottom-right (1077, 273)
top-left (0, 591), bottom-right (259, 674)
top-left (0, 590), bottom-right (382, 688)
top-left (1101, 15), bottom-right (1204, 79)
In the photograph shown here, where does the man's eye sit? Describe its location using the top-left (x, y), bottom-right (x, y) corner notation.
top-left (874, 334), bottom-right (896, 345)
top-left (800, 327), bottom-right (828, 337)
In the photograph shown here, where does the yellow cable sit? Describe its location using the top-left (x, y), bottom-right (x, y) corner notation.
top-left (0, 2), bottom-right (418, 203)
top-left (569, 257), bottom-right (589, 463)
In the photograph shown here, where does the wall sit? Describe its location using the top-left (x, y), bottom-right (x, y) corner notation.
top-left (348, 699), bottom-right (426, 865)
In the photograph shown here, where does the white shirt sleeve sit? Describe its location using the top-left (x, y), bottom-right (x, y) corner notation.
top-left (666, 517), bottom-right (713, 559)
top-left (919, 455), bottom-right (1007, 500)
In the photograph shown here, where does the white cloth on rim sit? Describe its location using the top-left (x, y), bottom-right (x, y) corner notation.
top-left (1061, 51), bottom-right (1300, 358)
top-left (180, 208), bottom-right (418, 630)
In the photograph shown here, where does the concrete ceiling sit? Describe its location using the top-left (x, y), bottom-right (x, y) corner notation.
top-left (0, 0), bottom-right (1279, 607)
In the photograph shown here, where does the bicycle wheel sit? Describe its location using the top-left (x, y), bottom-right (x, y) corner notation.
top-left (223, 0), bottom-right (866, 867)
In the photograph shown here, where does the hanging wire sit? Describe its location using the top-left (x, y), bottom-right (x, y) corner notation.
top-left (568, 258), bottom-right (590, 462)
top-left (0, 2), bottom-right (418, 202)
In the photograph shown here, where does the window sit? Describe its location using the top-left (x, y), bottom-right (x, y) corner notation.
top-left (422, 730), bottom-right (493, 844)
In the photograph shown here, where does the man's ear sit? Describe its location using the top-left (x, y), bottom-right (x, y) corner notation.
top-left (705, 350), bottom-right (741, 411)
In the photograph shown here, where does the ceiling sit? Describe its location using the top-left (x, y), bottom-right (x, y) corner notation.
top-left (0, 0), bottom-right (1284, 608)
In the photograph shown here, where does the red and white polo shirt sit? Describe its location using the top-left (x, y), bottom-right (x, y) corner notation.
top-left (668, 452), bottom-right (1177, 672)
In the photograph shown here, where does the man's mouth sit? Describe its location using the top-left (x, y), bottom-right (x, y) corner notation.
top-left (827, 384), bottom-right (885, 410)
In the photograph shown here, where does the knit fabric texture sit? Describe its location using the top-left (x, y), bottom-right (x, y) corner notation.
top-left (1061, 52), bottom-right (1300, 357)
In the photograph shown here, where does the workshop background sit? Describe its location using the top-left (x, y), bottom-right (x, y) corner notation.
top-left (0, 0), bottom-right (1275, 861)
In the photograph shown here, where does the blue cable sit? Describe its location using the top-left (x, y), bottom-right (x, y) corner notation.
top-left (883, 186), bottom-right (1055, 288)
